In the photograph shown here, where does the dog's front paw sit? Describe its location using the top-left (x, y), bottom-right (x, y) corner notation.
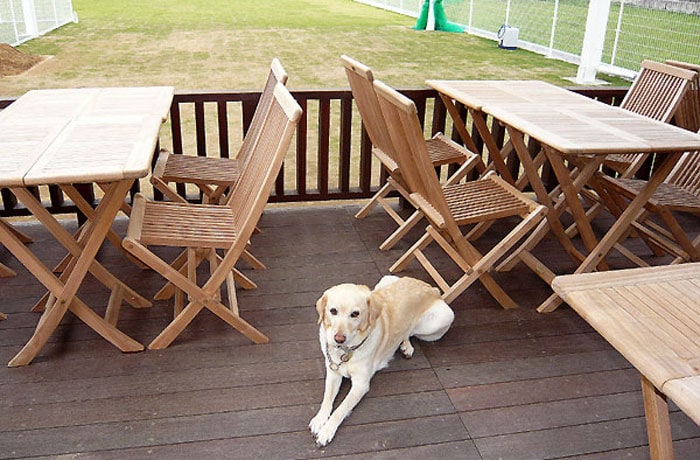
top-left (315, 421), bottom-right (339, 447)
top-left (400, 339), bottom-right (414, 358)
top-left (309, 412), bottom-right (328, 436)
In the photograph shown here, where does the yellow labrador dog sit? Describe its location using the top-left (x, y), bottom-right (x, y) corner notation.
top-left (309, 275), bottom-right (454, 446)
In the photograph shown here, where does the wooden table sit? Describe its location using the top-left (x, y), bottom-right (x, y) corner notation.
top-left (553, 263), bottom-right (700, 459)
top-left (0, 86), bottom-right (174, 366)
top-left (428, 80), bottom-right (700, 311)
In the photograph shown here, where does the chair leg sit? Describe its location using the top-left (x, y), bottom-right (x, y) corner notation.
top-left (240, 247), bottom-right (266, 270)
top-left (658, 208), bottom-right (700, 262)
top-left (123, 238), bottom-right (268, 348)
top-left (206, 248), bottom-right (238, 313)
top-left (390, 231), bottom-right (434, 273)
top-left (150, 177), bottom-right (189, 204)
top-left (428, 227), bottom-right (517, 309)
top-left (379, 209), bottom-right (423, 251)
top-left (149, 297), bottom-right (266, 350)
top-left (154, 249), bottom-right (257, 300)
top-left (673, 233), bottom-right (700, 264)
top-left (444, 207), bottom-right (546, 307)
top-left (0, 262), bottom-right (16, 278)
top-left (355, 181), bottom-right (394, 219)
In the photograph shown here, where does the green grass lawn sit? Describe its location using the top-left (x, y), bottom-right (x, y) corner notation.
top-left (1, 0), bottom-right (630, 97)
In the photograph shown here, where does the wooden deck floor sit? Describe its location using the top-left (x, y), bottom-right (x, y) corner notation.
top-left (1, 202), bottom-right (699, 459)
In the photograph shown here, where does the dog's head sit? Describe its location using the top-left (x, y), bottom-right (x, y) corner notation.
top-left (316, 283), bottom-right (379, 346)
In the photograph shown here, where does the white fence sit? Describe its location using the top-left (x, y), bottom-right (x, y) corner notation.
top-left (355, 0), bottom-right (700, 82)
top-left (0, 0), bottom-right (76, 46)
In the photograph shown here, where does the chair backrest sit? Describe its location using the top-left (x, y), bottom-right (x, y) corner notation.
top-left (372, 79), bottom-right (453, 228)
top-left (621, 59), bottom-right (696, 122)
top-left (237, 58), bottom-right (289, 165)
top-left (611, 60), bottom-right (697, 178)
top-left (666, 60), bottom-right (700, 132)
top-left (666, 129), bottom-right (700, 196)
top-left (213, 83), bottom-right (301, 287)
top-left (340, 55), bottom-right (398, 169)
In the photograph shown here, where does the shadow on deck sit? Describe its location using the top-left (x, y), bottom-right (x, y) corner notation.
top-left (1, 202), bottom-right (699, 459)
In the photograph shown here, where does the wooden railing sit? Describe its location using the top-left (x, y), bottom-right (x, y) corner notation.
top-left (0, 86), bottom-right (628, 217)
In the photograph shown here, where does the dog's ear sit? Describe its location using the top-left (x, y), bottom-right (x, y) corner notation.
top-left (315, 293), bottom-right (327, 325)
top-left (361, 288), bottom-right (381, 332)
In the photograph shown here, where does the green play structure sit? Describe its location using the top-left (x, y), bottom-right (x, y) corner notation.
top-left (413, 0), bottom-right (464, 33)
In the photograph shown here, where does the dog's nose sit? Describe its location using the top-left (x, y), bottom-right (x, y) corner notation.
top-left (334, 334), bottom-right (346, 344)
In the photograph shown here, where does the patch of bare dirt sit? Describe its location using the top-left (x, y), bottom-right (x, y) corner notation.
top-left (0, 44), bottom-right (45, 76)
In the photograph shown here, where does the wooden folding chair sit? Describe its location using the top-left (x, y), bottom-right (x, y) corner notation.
top-left (602, 59), bottom-right (697, 178)
top-left (122, 83), bottom-right (302, 349)
top-left (601, 145), bottom-right (700, 263)
top-left (150, 58), bottom-right (288, 272)
top-left (666, 60), bottom-right (700, 132)
top-left (373, 79), bottom-right (546, 308)
top-left (151, 58), bottom-right (288, 205)
top-left (569, 59), bottom-right (698, 242)
top-left (342, 55), bottom-right (485, 250)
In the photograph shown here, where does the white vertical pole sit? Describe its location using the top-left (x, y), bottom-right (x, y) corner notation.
top-left (576, 0), bottom-right (611, 84)
top-left (21, 0), bottom-right (38, 38)
top-left (468, 0), bottom-right (473, 34)
top-left (52, 0), bottom-right (59, 28)
top-left (611, 0), bottom-right (625, 66)
top-left (505, 0), bottom-right (511, 25)
top-left (548, 0), bottom-right (560, 57)
top-left (427, 0), bottom-right (435, 31)
top-left (10, 0), bottom-right (21, 44)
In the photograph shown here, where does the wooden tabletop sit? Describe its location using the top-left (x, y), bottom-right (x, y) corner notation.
top-left (427, 80), bottom-right (700, 155)
top-left (552, 263), bottom-right (700, 391)
top-left (0, 86), bottom-right (174, 187)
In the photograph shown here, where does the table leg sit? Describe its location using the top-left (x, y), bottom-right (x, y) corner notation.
top-left (60, 183), bottom-right (149, 270)
top-left (438, 93), bottom-right (480, 153)
top-left (1, 218), bottom-right (33, 243)
top-left (0, 262), bottom-right (16, 278)
top-left (469, 108), bottom-right (516, 184)
top-left (641, 375), bottom-right (674, 460)
top-left (10, 186), bottom-right (151, 310)
top-left (544, 147), bottom-right (609, 271)
top-left (508, 128), bottom-right (591, 264)
top-left (5, 181), bottom-right (145, 366)
top-left (538, 152), bottom-right (683, 313)
top-left (574, 152), bottom-right (682, 274)
top-left (438, 94), bottom-right (517, 184)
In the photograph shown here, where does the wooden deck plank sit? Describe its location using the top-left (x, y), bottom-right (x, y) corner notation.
top-left (1, 203), bottom-right (699, 458)
top-left (447, 368), bottom-right (642, 412)
top-left (23, 417), bottom-right (474, 460)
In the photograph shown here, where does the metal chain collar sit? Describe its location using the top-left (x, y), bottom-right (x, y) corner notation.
top-left (326, 334), bottom-right (370, 371)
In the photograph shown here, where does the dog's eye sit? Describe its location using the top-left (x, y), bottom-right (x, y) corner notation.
top-left (329, 308), bottom-right (338, 315)
top-left (350, 311), bottom-right (360, 318)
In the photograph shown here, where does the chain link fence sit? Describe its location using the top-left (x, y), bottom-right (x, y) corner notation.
top-left (356, 0), bottom-right (700, 80)
top-left (0, 0), bottom-right (76, 46)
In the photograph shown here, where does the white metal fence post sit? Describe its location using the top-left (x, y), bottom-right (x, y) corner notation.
top-left (610, 0), bottom-right (626, 67)
top-left (20, 0), bottom-right (38, 38)
top-left (548, 0), bottom-right (560, 57)
top-left (576, 0), bottom-right (612, 84)
top-left (9, 0), bottom-right (21, 44)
